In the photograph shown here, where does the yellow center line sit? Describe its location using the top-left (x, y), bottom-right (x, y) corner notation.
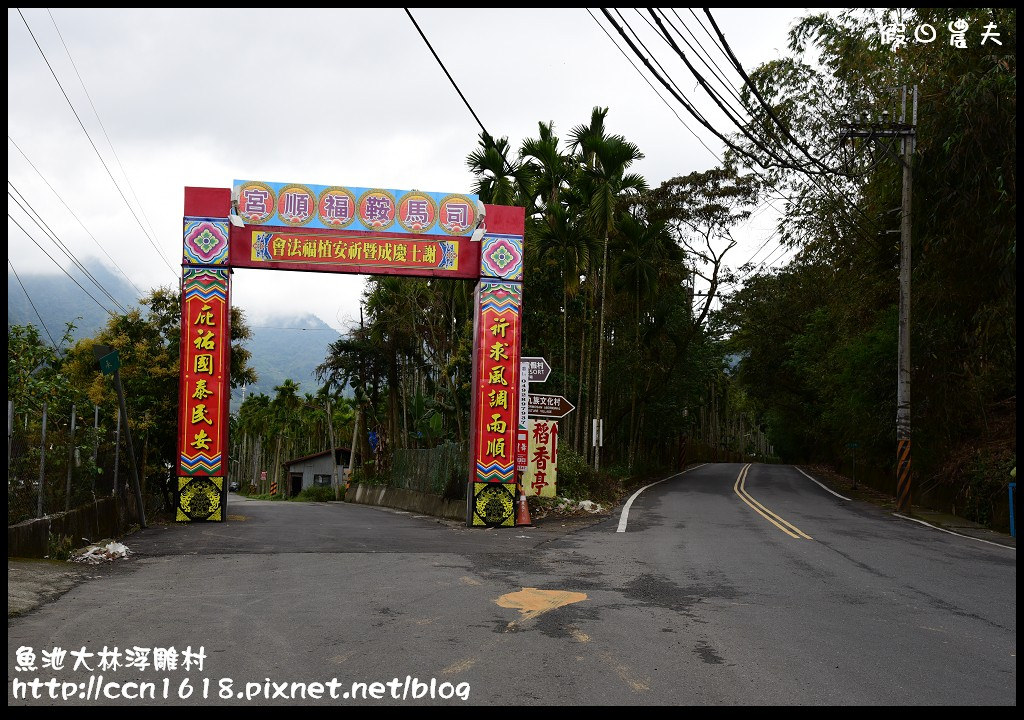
top-left (739, 465), bottom-right (812, 539)
top-left (733, 464), bottom-right (813, 539)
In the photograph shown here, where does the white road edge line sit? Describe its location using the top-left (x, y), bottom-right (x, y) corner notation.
top-left (892, 512), bottom-right (1016, 550)
top-left (794, 467), bottom-right (852, 501)
top-left (616, 463), bottom-right (707, 533)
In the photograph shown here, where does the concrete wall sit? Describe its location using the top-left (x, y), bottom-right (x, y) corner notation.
top-left (345, 482), bottom-right (464, 522)
top-left (8, 496), bottom-right (135, 558)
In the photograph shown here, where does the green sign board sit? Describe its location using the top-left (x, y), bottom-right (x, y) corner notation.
top-left (98, 350), bottom-right (120, 375)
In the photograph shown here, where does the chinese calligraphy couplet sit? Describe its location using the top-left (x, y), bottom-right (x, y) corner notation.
top-left (523, 419), bottom-right (558, 497)
top-left (472, 281), bottom-right (522, 486)
top-left (177, 268), bottom-right (230, 477)
top-left (229, 228), bottom-right (481, 280)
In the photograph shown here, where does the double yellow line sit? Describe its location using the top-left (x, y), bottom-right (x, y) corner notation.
top-left (733, 463), bottom-right (812, 539)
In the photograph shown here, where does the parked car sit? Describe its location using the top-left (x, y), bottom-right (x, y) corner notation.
top-left (229, 481), bottom-right (239, 492)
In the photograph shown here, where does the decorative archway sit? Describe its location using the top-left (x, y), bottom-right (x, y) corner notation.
top-left (175, 181), bottom-right (525, 528)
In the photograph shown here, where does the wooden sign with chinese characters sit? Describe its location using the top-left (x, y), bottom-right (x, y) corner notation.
top-left (527, 393), bottom-right (576, 419)
top-left (177, 268), bottom-right (230, 478)
top-left (472, 281), bottom-right (522, 487)
top-left (228, 228), bottom-right (480, 280)
top-left (523, 419), bottom-right (558, 497)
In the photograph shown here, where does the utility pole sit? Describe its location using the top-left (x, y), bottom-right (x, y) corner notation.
top-left (840, 85), bottom-right (917, 514)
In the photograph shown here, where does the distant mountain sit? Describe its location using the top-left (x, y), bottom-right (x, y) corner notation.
top-left (237, 314), bottom-right (344, 409)
top-left (8, 267), bottom-right (344, 410)
top-left (7, 261), bottom-right (144, 342)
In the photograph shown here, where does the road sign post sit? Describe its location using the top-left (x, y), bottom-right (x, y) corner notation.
top-left (528, 393), bottom-right (576, 420)
top-left (520, 357), bottom-right (551, 383)
top-left (93, 345), bottom-right (146, 528)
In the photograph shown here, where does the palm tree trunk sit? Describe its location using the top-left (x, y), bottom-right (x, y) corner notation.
top-left (253, 435), bottom-right (262, 492)
top-left (563, 284), bottom-right (568, 400)
top-left (628, 283), bottom-right (639, 471)
top-left (574, 302), bottom-right (587, 452)
top-left (401, 357), bottom-right (409, 449)
top-left (273, 434), bottom-right (282, 496)
top-left (594, 232), bottom-right (609, 471)
top-left (583, 308), bottom-right (596, 464)
top-left (326, 400), bottom-right (339, 499)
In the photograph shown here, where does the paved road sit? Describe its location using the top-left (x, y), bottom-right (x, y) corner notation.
top-left (8, 464), bottom-right (1016, 705)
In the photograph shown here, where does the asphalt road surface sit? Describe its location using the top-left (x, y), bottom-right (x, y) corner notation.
top-left (8, 463), bottom-right (1016, 706)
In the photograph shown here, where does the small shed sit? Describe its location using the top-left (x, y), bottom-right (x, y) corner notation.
top-left (282, 447), bottom-right (353, 497)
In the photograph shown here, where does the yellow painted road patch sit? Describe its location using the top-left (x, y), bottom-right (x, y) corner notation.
top-left (495, 587), bottom-right (587, 623)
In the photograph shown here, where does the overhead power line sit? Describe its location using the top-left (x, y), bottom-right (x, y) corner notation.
top-left (8, 258), bottom-right (57, 348)
top-left (644, 10), bottom-right (749, 121)
top-left (702, 9), bottom-right (832, 174)
top-left (8, 213), bottom-right (116, 317)
top-left (591, 9), bottom-right (892, 291)
top-left (691, 9), bottom-right (892, 247)
top-left (9, 135), bottom-right (144, 297)
top-left (405, 8), bottom-right (491, 140)
top-left (585, 8), bottom-right (721, 163)
top-left (644, 9), bottom-right (831, 176)
top-left (590, 9), bottom-right (791, 285)
top-left (16, 8), bottom-right (178, 281)
top-left (9, 182), bottom-right (129, 313)
top-left (620, 9), bottom-right (891, 254)
top-left (47, 9), bottom-right (165, 256)
top-left (598, 9), bottom-right (770, 173)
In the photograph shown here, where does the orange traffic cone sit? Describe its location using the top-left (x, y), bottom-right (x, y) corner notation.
top-left (515, 482), bottom-right (534, 527)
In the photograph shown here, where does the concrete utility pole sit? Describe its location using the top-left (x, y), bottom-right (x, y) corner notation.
top-left (840, 85), bottom-right (917, 514)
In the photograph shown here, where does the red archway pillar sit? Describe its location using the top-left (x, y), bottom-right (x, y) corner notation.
top-left (467, 205), bottom-right (525, 526)
top-left (175, 187), bottom-right (233, 521)
top-left (174, 185), bottom-right (525, 527)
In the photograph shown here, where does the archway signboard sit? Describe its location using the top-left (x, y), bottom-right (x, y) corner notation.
top-left (176, 182), bottom-right (525, 528)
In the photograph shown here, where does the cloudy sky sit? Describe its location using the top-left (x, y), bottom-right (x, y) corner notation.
top-left (8, 7), bottom-right (816, 335)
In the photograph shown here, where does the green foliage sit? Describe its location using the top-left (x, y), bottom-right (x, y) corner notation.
top-left (8, 322), bottom-right (97, 524)
top-left (58, 287), bottom-right (257, 516)
top-left (717, 8), bottom-right (1015, 522)
top-left (46, 533), bottom-right (75, 561)
top-left (954, 451), bottom-right (1017, 528)
top-left (8, 321), bottom-right (77, 413)
top-left (553, 446), bottom-right (593, 500)
top-left (350, 463), bottom-right (384, 487)
top-left (291, 486), bottom-right (337, 502)
top-left (304, 109), bottom-right (766, 503)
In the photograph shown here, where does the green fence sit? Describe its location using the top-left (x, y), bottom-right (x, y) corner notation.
top-left (386, 442), bottom-right (467, 500)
